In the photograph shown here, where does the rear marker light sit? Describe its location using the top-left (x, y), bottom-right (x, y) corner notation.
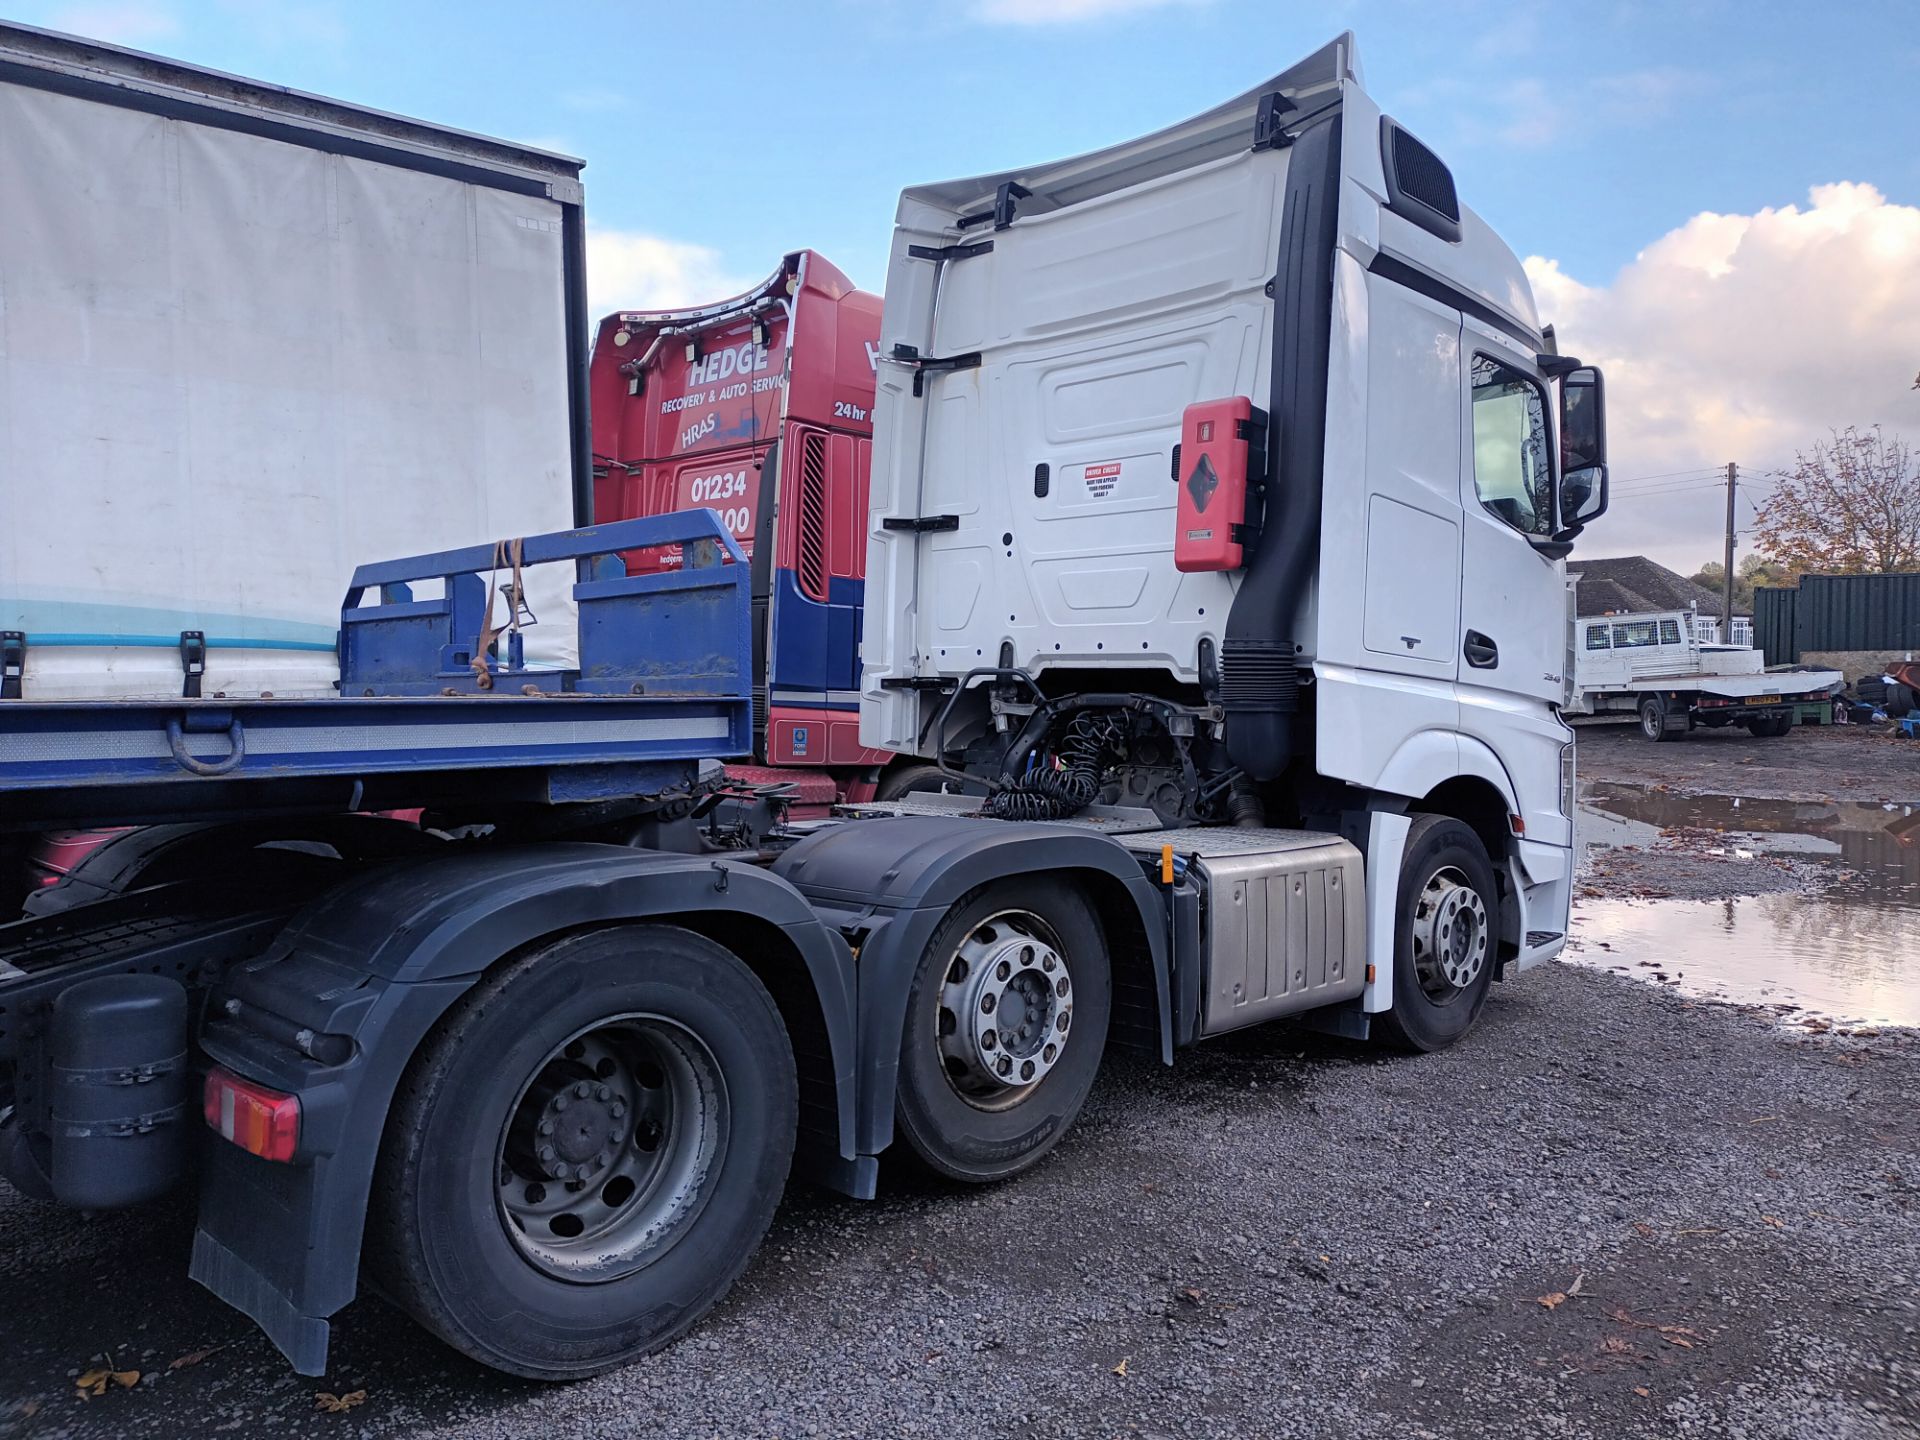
top-left (203, 1066), bottom-right (300, 1162)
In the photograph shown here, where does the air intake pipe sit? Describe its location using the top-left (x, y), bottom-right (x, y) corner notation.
top-left (1222, 113), bottom-right (1342, 781)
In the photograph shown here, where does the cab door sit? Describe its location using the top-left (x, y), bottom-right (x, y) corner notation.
top-left (1456, 321), bottom-right (1569, 711)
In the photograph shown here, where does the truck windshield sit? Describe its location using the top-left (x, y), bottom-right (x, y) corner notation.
top-left (1469, 354), bottom-right (1554, 537)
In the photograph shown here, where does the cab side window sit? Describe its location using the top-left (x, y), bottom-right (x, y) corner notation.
top-left (1585, 625), bottom-right (1610, 650)
top-left (1470, 354), bottom-right (1553, 537)
top-left (1659, 619), bottom-right (1681, 645)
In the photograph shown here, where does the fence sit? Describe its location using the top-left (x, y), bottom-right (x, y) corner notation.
top-left (1754, 572), bottom-right (1920, 666)
top-left (1688, 615), bottom-right (1754, 648)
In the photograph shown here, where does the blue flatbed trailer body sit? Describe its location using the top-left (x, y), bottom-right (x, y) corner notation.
top-left (0, 513), bottom-right (753, 829)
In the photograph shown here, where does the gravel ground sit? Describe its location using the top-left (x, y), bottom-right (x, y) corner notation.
top-left (1573, 836), bottom-right (1832, 902)
top-left (3, 960), bottom-right (1917, 1440)
top-left (5, 722), bottom-right (1917, 1439)
top-left (1573, 721), bottom-right (1920, 805)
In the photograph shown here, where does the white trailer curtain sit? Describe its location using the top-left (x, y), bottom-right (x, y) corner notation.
top-left (0, 81), bottom-right (578, 699)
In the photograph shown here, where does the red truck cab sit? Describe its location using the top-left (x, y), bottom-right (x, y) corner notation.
top-left (589, 251), bottom-right (901, 808)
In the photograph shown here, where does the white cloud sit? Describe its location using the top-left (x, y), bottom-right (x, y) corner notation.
top-left (969, 0), bottom-right (1209, 25)
top-left (43, 2), bottom-right (178, 44)
top-left (1528, 182), bottom-right (1920, 572)
top-left (586, 229), bottom-right (756, 319)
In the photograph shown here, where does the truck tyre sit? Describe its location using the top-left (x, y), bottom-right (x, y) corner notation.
top-left (1748, 713), bottom-right (1793, 738)
top-left (1638, 695), bottom-right (1681, 742)
top-left (1889, 683), bottom-right (1916, 720)
top-left (874, 764), bottom-right (985, 802)
top-left (875, 763), bottom-right (955, 802)
top-left (894, 879), bottom-right (1110, 1183)
top-left (367, 925), bottom-right (796, 1379)
top-left (1376, 815), bottom-right (1500, 1054)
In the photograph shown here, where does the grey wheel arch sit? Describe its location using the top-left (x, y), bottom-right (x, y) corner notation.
top-left (772, 815), bottom-right (1172, 1163)
top-left (189, 843), bottom-right (858, 1376)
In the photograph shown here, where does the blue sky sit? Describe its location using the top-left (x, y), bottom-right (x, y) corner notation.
top-left (13, 0), bottom-right (1920, 572)
top-left (19, 0), bottom-right (1915, 291)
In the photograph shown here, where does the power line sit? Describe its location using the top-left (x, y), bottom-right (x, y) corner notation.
top-left (1610, 479), bottom-right (1724, 496)
top-left (1605, 480), bottom-right (1728, 495)
top-left (1614, 468), bottom-right (1782, 500)
top-left (1614, 479), bottom-right (1728, 499)
top-left (1609, 465), bottom-right (1724, 484)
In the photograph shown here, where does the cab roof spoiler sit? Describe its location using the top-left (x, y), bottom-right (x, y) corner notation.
top-left (899, 33), bottom-right (1357, 229)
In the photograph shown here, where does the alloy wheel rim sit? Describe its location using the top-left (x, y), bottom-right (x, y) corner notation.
top-left (935, 909), bottom-right (1074, 1111)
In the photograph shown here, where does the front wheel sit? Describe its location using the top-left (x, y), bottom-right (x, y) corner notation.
top-left (368, 926), bottom-right (796, 1379)
top-left (1376, 815), bottom-right (1501, 1054)
top-left (894, 879), bottom-right (1110, 1183)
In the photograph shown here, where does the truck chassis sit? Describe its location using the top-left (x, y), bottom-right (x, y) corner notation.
top-left (0, 511), bottom-right (1525, 1377)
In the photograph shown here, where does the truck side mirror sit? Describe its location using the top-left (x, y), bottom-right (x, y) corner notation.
top-left (1556, 366), bottom-right (1607, 538)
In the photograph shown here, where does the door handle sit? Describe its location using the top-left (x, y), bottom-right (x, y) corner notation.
top-left (1464, 631), bottom-right (1499, 669)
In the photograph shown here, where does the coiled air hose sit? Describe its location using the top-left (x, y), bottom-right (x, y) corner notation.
top-left (984, 710), bottom-right (1129, 821)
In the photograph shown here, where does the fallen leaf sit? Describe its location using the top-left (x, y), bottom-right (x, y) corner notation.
top-left (1601, 1336), bottom-right (1634, 1354)
top-left (1633, 1222), bottom-right (1657, 1238)
top-left (1538, 1292), bottom-right (1567, 1310)
top-left (1567, 1271), bottom-right (1586, 1297)
top-left (315, 1390), bottom-right (367, 1414)
top-left (168, 1344), bottom-right (228, 1372)
top-left (1634, 1386), bottom-right (1652, 1398)
top-left (1761, 1215), bottom-right (1784, 1228)
top-left (1665, 1335), bottom-right (1695, 1349)
top-left (1180, 1288), bottom-right (1205, 1306)
top-left (1111, 1359), bottom-right (1129, 1377)
top-left (74, 1369), bottom-right (138, 1400)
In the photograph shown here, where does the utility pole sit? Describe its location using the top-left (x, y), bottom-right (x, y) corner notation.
top-left (1722, 460), bottom-right (1738, 633)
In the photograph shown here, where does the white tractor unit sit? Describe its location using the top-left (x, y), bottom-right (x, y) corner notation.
top-left (3, 27), bottom-right (1620, 1379)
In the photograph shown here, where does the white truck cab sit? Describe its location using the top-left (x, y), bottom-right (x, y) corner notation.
top-left (861, 33), bottom-right (1607, 1039)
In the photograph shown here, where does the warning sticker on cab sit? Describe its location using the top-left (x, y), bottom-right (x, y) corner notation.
top-left (1084, 462), bottom-right (1123, 498)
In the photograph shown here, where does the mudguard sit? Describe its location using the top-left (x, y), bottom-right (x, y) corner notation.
top-left (188, 843), bottom-right (856, 1375)
top-left (773, 815), bottom-right (1172, 1158)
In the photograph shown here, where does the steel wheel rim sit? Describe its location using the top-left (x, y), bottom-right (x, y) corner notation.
top-left (1642, 704), bottom-right (1662, 738)
top-left (935, 909), bottom-right (1074, 1111)
top-left (1410, 865), bottom-right (1490, 1004)
top-left (495, 1013), bottom-right (727, 1282)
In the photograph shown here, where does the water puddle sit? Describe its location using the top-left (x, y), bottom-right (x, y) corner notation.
top-left (1571, 784), bottom-right (1920, 1027)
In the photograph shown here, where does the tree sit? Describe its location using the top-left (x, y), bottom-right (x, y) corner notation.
top-left (1691, 554), bottom-right (1795, 614)
top-left (1753, 426), bottom-right (1920, 575)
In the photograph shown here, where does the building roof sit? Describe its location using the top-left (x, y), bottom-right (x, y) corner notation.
top-left (1567, 555), bottom-right (1732, 618)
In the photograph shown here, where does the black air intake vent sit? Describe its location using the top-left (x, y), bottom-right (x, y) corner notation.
top-left (1381, 118), bottom-right (1461, 243)
top-left (796, 430), bottom-right (829, 602)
